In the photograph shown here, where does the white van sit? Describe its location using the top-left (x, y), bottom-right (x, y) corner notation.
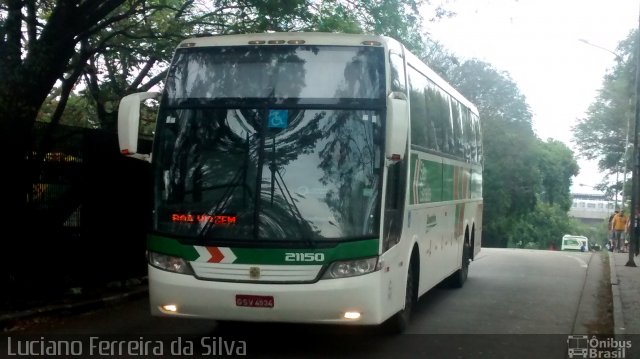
top-left (561, 235), bottom-right (589, 251)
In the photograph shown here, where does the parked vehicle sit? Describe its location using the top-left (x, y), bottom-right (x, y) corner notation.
top-left (561, 235), bottom-right (589, 251)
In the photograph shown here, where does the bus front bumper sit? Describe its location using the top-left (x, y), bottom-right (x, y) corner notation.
top-left (148, 265), bottom-right (389, 325)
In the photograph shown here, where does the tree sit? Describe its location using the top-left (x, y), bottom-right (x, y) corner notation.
top-left (537, 139), bottom-right (579, 211)
top-left (573, 29), bottom-right (638, 198)
top-left (512, 203), bottom-right (584, 250)
top-left (510, 140), bottom-right (580, 250)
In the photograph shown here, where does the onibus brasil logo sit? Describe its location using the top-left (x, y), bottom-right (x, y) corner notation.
top-left (567, 335), bottom-right (632, 358)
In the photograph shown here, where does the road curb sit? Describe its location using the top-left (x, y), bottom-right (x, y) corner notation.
top-left (0, 286), bottom-right (148, 330)
top-left (608, 251), bottom-right (625, 336)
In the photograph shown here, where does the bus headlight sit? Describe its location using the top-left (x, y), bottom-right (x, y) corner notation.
top-left (148, 252), bottom-right (193, 275)
top-left (322, 257), bottom-right (379, 279)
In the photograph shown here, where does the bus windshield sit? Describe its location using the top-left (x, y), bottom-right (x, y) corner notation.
top-left (165, 45), bottom-right (384, 104)
top-left (153, 45), bottom-right (385, 245)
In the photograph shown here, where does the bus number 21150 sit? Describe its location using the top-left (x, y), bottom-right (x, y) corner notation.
top-left (284, 253), bottom-right (325, 262)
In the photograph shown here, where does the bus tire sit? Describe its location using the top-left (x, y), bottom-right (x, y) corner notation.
top-left (448, 239), bottom-right (470, 288)
top-left (382, 259), bottom-right (417, 334)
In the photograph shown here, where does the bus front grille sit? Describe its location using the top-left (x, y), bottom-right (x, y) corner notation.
top-left (190, 262), bottom-right (323, 283)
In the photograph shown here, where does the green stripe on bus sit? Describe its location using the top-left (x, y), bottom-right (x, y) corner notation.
top-left (231, 239), bottom-right (379, 264)
top-left (410, 153), bottom-right (479, 204)
top-left (147, 235), bottom-right (379, 264)
top-left (410, 153), bottom-right (443, 204)
top-left (442, 163), bottom-right (454, 201)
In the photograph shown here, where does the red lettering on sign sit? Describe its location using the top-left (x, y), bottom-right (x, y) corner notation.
top-left (172, 213), bottom-right (237, 225)
top-left (171, 214), bottom-right (194, 222)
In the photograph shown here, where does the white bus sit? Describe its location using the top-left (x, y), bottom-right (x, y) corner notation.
top-left (118, 32), bottom-right (483, 333)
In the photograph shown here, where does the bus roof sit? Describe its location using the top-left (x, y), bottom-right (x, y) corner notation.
top-left (178, 32), bottom-right (399, 48)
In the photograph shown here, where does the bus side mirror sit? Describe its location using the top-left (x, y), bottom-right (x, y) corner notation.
top-left (385, 92), bottom-right (408, 164)
top-left (118, 92), bottom-right (160, 161)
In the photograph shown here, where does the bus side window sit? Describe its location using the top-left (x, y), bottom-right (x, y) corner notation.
top-left (409, 66), bottom-right (429, 150)
top-left (443, 94), bottom-right (454, 157)
top-left (451, 101), bottom-right (463, 158)
top-left (473, 114), bottom-right (483, 164)
top-left (428, 85), bottom-right (451, 155)
top-left (389, 52), bottom-right (406, 94)
top-left (462, 107), bottom-right (474, 163)
top-left (383, 159), bottom-right (407, 252)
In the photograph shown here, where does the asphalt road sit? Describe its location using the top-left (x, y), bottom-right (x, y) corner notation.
top-left (1, 248), bottom-right (606, 358)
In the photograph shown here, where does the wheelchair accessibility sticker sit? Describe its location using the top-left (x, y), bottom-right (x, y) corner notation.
top-left (268, 110), bottom-right (288, 129)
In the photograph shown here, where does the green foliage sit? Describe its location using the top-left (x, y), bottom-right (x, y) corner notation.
top-left (508, 203), bottom-right (586, 250)
top-left (313, 3), bottom-right (362, 33)
top-left (38, 92), bottom-right (99, 129)
top-left (421, 39), bottom-right (461, 79)
top-left (536, 139), bottom-right (579, 211)
top-left (573, 29), bottom-right (638, 197)
top-left (28, 0), bottom-right (433, 132)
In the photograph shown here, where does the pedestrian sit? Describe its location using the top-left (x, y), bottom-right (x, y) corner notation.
top-left (612, 209), bottom-right (628, 252)
top-left (608, 210), bottom-right (619, 246)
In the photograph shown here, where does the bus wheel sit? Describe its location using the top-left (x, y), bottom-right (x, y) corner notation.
top-left (448, 240), bottom-right (470, 288)
top-left (382, 260), bottom-right (416, 334)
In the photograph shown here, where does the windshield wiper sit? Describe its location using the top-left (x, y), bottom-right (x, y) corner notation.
top-left (197, 133), bottom-right (254, 239)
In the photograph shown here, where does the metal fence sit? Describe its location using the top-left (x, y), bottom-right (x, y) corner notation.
top-left (11, 123), bottom-right (152, 307)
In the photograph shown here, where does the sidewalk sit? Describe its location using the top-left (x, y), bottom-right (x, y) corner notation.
top-left (609, 251), bottom-right (640, 335)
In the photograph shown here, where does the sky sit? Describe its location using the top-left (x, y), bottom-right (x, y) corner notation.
top-left (424, 0), bottom-right (639, 194)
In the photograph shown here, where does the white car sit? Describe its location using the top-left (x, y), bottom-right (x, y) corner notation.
top-left (561, 235), bottom-right (589, 251)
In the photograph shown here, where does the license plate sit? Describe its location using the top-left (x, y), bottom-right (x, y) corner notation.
top-left (235, 295), bottom-right (274, 308)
